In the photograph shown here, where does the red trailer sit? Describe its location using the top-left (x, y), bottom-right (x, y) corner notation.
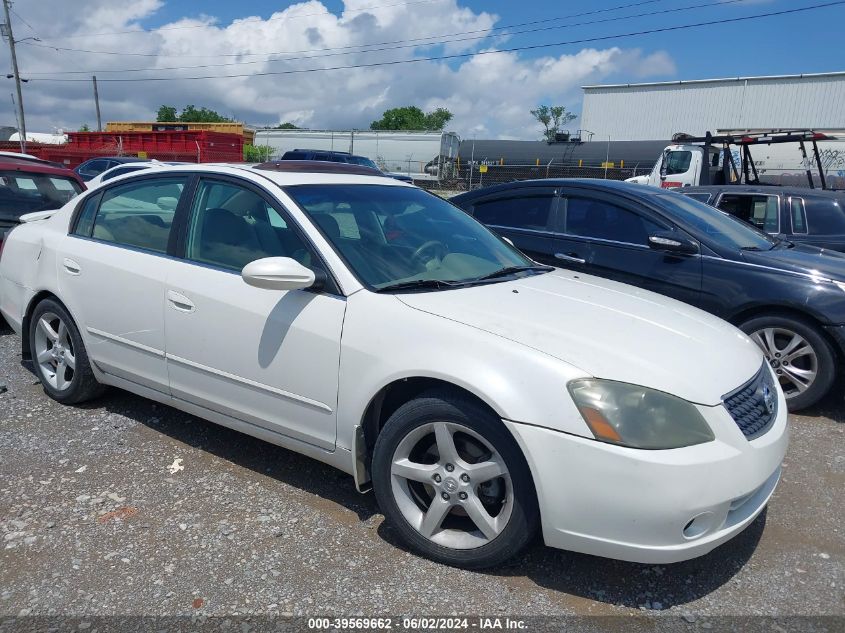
top-left (21, 131), bottom-right (244, 168)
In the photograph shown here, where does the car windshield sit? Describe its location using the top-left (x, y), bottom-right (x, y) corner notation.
top-left (346, 156), bottom-right (379, 169)
top-left (651, 190), bottom-right (777, 251)
top-left (285, 184), bottom-right (539, 290)
top-left (0, 170), bottom-right (82, 215)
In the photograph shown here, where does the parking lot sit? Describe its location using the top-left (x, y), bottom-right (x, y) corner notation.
top-left (1, 320), bottom-right (843, 621)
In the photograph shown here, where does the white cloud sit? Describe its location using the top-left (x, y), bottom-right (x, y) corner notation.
top-left (1, 0), bottom-right (676, 139)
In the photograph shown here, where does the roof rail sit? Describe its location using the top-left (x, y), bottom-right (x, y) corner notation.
top-left (254, 160), bottom-right (383, 176)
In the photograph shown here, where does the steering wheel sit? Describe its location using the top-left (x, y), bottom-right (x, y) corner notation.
top-left (411, 240), bottom-right (447, 267)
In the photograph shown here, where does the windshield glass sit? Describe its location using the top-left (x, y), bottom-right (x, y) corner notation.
top-left (0, 171), bottom-right (82, 216)
top-left (285, 184), bottom-right (536, 289)
top-left (652, 190), bottom-right (777, 251)
top-left (347, 156), bottom-right (379, 169)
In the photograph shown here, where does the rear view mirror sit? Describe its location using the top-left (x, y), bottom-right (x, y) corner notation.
top-left (242, 257), bottom-right (315, 291)
top-left (648, 231), bottom-right (699, 256)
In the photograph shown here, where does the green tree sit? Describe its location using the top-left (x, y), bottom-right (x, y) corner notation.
top-left (274, 122), bottom-right (300, 129)
top-left (156, 104), bottom-right (232, 123)
top-left (156, 105), bottom-right (177, 122)
top-left (370, 106), bottom-right (453, 131)
top-left (531, 104), bottom-right (577, 142)
top-left (178, 105), bottom-right (232, 123)
top-left (78, 123), bottom-right (91, 132)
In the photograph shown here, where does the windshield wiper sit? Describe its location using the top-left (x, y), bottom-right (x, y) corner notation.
top-left (473, 264), bottom-right (553, 281)
top-left (374, 279), bottom-right (462, 293)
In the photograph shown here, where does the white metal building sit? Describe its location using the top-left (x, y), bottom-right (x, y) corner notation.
top-left (579, 71), bottom-right (845, 141)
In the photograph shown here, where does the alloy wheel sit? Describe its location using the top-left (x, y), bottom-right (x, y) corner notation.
top-left (33, 312), bottom-right (76, 392)
top-left (390, 421), bottom-right (513, 549)
top-left (749, 327), bottom-right (818, 398)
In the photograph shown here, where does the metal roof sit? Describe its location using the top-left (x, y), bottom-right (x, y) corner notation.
top-left (583, 71), bottom-right (845, 90)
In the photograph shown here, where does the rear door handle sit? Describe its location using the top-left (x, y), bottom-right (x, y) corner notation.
top-left (555, 252), bottom-right (586, 265)
top-left (167, 290), bottom-right (195, 313)
top-left (63, 258), bottom-right (81, 275)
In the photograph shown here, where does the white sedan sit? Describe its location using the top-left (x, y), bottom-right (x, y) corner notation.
top-left (0, 163), bottom-right (788, 568)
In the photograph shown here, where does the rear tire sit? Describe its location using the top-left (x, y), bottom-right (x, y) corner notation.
top-left (28, 299), bottom-right (105, 404)
top-left (372, 388), bottom-right (539, 569)
top-left (739, 314), bottom-right (836, 411)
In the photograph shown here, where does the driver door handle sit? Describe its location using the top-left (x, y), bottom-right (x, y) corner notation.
top-left (555, 252), bottom-right (586, 265)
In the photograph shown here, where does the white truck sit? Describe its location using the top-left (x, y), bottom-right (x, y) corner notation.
top-left (252, 129), bottom-right (460, 181)
top-left (627, 130), bottom-right (845, 190)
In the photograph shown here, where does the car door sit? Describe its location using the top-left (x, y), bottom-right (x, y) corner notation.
top-left (163, 175), bottom-right (345, 450)
top-left (465, 187), bottom-right (559, 265)
top-left (554, 190), bottom-right (703, 307)
top-left (59, 174), bottom-right (190, 392)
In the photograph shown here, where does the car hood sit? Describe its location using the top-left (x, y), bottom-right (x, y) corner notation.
top-left (742, 242), bottom-right (845, 280)
top-left (397, 269), bottom-right (762, 406)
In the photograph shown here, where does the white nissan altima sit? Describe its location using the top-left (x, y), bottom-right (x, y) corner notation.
top-left (0, 162), bottom-right (787, 568)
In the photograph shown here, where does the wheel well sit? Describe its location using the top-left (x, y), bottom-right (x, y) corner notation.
top-left (357, 378), bottom-right (502, 485)
top-left (729, 305), bottom-right (843, 362)
top-left (20, 291), bottom-right (64, 361)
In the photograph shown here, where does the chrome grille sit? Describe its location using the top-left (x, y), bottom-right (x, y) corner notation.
top-left (723, 365), bottom-right (778, 440)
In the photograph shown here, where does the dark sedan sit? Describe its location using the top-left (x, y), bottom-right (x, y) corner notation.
top-left (452, 179), bottom-right (845, 411)
top-left (679, 185), bottom-right (845, 252)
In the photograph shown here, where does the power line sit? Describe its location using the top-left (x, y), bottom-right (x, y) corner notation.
top-left (28, 1), bottom-right (845, 83)
top-left (23, 0), bottom-right (741, 76)
top-left (21, 0), bottom-right (667, 59)
top-left (31, 0), bottom-right (447, 41)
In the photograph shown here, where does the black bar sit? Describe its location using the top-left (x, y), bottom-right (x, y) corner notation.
top-left (812, 140), bottom-right (828, 190)
top-left (799, 141), bottom-right (815, 189)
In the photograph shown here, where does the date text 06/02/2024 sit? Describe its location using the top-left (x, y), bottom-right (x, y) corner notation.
top-left (306, 617), bottom-right (528, 630)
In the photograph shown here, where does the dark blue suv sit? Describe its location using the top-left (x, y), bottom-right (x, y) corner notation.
top-left (452, 179), bottom-right (845, 411)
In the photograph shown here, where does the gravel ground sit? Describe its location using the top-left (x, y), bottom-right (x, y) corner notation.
top-left (1, 320), bottom-right (843, 620)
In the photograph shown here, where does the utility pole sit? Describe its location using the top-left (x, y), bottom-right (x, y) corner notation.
top-left (2, 0), bottom-right (26, 152)
top-left (92, 75), bottom-right (102, 131)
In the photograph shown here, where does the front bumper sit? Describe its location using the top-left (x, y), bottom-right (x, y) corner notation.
top-left (504, 386), bottom-right (788, 564)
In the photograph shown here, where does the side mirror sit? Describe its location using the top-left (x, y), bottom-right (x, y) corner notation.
top-left (242, 257), bottom-right (315, 291)
top-left (648, 231), bottom-right (699, 256)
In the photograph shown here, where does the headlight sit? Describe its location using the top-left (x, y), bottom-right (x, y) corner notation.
top-left (567, 379), bottom-right (715, 449)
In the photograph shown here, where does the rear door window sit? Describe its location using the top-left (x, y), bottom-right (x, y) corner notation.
top-left (804, 198), bottom-right (845, 235)
top-left (716, 194), bottom-right (780, 233)
top-left (87, 176), bottom-right (188, 253)
top-left (471, 193), bottom-right (555, 231)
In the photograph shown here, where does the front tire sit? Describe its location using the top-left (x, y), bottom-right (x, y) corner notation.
top-left (739, 314), bottom-right (836, 411)
top-left (372, 389), bottom-right (538, 569)
top-left (29, 299), bottom-right (105, 404)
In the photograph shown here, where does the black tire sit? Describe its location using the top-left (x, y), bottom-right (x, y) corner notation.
top-left (739, 313), bottom-right (836, 411)
top-left (28, 298), bottom-right (105, 404)
top-left (372, 388), bottom-right (539, 569)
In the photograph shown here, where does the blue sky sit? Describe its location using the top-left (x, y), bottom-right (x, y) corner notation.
top-left (136, 0), bottom-right (845, 80)
top-left (3, 0), bottom-right (844, 138)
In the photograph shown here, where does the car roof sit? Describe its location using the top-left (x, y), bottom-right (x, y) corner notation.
top-left (451, 178), bottom-right (652, 202)
top-left (0, 155), bottom-right (81, 177)
top-left (682, 184), bottom-right (845, 198)
top-left (289, 149), bottom-right (352, 155)
top-left (110, 161), bottom-right (405, 187)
